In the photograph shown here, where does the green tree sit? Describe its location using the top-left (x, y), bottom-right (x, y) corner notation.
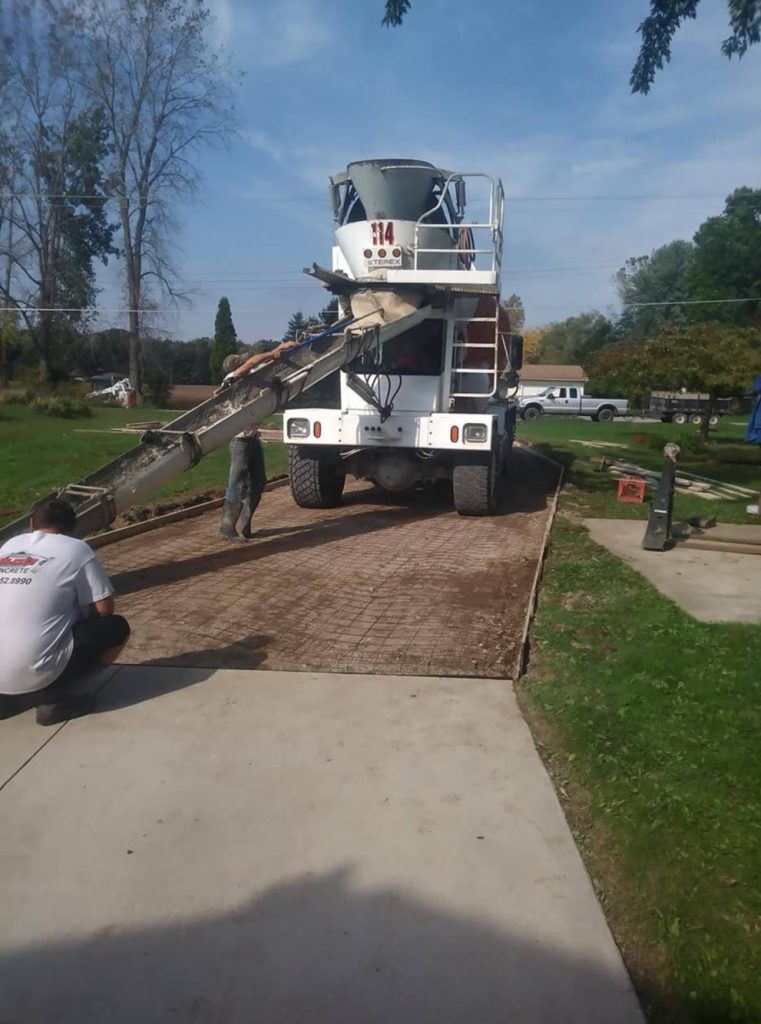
top-left (585, 342), bottom-right (648, 406)
top-left (533, 312), bottom-right (616, 365)
top-left (382, 2), bottom-right (761, 94)
top-left (211, 297), bottom-right (237, 382)
top-left (630, 1), bottom-right (761, 93)
top-left (170, 337), bottom-right (212, 384)
top-left (284, 311), bottom-right (307, 340)
top-left (616, 240), bottom-right (695, 341)
top-left (320, 297), bottom-right (340, 324)
top-left (588, 323), bottom-right (761, 437)
top-left (505, 293), bottom-right (525, 332)
top-left (687, 188), bottom-right (761, 325)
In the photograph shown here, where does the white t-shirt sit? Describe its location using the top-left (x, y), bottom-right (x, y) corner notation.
top-left (0, 531), bottom-right (114, 695)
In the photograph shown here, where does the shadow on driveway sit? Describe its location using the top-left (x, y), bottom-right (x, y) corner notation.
top-left (0, 865), bottom-right (651, 1024)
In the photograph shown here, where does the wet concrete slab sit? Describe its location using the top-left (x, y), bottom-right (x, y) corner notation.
top-left (99, 452), bottom-right (558, 678)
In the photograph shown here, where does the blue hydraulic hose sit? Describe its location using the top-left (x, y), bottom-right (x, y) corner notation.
top-left (289, 315), bottom-right (356, 353)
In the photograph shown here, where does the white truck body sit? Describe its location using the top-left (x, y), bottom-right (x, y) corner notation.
top-left (283, 159), bottom-right (522, 515)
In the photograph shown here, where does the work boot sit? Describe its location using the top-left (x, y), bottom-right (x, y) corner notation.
top-left (236, 499), bottom-right (254, 540)
top-left (219, 500), bottom-right (245, 542)
top-left (36, 694), bottom-right (97, 727)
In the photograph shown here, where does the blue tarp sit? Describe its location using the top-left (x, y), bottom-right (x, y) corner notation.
top-left (746, 374), bottom-right (761, 445)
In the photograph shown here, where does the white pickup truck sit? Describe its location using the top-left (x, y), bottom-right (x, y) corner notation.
top-left (519, 386), bottom-right (628, 422)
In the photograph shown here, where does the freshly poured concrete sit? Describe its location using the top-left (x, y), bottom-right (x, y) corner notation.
top-left (0, 666), bottom-right (643, 1023)
top-left (586, 518), bottom-right (761, 623)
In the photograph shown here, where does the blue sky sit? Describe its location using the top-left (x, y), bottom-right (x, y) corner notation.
top-left (98, 0), bottom-right (761, 342)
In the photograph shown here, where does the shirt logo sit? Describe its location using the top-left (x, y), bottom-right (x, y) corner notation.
top-left (0, 552), bottom-right (52, 574)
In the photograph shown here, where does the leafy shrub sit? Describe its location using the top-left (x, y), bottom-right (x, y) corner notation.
top-left (647, 431), bottom-right (706, 456)
top-left (30, 395), bottom-right (92, 419)
top-left (86, 394), bottom-right (121, 407)
top-left (53, 382), bottom-right (89, 401)
top-left (0, 389), bottom-right (35, 405)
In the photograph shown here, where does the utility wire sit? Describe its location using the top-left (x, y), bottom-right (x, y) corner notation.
top-left (2, 190), bottom-right (761, 204)
top-left (3, 297), bottom-right (760, 315)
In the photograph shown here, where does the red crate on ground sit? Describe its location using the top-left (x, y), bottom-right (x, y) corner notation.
top-left (617, 477), bottom-right (646, 503)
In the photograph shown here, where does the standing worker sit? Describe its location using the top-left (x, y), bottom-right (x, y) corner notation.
top-left (218, 340), bottom-right (298, 542)
top-left (0, 499), bottom-right (130, 726)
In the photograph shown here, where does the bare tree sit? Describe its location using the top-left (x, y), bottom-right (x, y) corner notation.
top-left (0, 1), bottom-right (114, 383)
top-left (80, 0), bottom-right (236, 401)
top-left (0, 131), bottom-right (19, 387)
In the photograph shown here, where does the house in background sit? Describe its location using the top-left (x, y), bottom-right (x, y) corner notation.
top-left (517, 364), bottom-right (588, 398)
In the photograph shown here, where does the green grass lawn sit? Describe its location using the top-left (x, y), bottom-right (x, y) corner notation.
top-left (0, 405), bottom-right (288, 523)
top-left (518, 413), bottom-right (761, 1022)
top-left (517, 414), bottom-right (760, 524)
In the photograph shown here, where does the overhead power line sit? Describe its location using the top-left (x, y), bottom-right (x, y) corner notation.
top-left (3, 296), bottom-right (760, 316)
top-left (2, 190), bottom-right (761, 204)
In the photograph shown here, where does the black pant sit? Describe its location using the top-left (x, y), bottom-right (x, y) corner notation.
top-left (0, 614), bottom-right (130, 717)
top-left (226, 436), bottom-right (266, 510)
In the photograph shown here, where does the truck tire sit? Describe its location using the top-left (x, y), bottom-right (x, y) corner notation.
top-left (690, 414), bottom-right (702, 426)
top-left (673, 412), bottom-right (688, 425)
top-left (289, 446), bottom-right (345, 508)
top-left (521, 405), bottom-right (542, 421)
top-left (708, 414), bottom-right (720, 426)
top-left (596, 407), bottom-right (615, 423)
top-left (453, 457), bottom-right (496, 517)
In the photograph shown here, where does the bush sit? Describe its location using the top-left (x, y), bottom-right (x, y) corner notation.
top-left (86, 394), bottom-right (121, 407)
top-left (143, 367), bottom-right (171, 408)
top-left (29, 395), bottom-right (92, 419)
top-left (647, 431), bottom-right (706, 456)
top-left (0, 389), bottom-right (34, 405)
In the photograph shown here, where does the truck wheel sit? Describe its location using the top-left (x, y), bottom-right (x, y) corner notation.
top-left (708, 414), bottom-right (720, 426)
top-left (690, 414), bottom-right (702, 426)
top-left (673, 412), bottom-right (687, 425)
top-left (522, 406), bottom-right (541, 422)
top-left (597, 407), bottom-right (615, 423)
top-left (453, 457), bottom-right (496, 517)
top-left (289, 446), bottom-right (345, 508)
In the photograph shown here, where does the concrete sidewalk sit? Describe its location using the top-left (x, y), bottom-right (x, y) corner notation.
top-left (0, 666), bottom-right (643, 1024)
top-left (586, 518), bottom-right (761, 623)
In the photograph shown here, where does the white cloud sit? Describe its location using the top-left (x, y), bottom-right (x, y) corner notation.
top-left (207, 0), bottom-right (331, 68)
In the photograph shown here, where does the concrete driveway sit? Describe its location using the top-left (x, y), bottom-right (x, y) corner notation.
top-left (1, 666), bottom-right (643, 1023)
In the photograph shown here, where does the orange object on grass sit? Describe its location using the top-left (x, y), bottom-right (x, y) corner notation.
top-left (617, 477), bottom-right (646, 503)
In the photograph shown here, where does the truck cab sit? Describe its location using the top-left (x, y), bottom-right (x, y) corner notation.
top-left (283, 159), bottom-right (522, 516)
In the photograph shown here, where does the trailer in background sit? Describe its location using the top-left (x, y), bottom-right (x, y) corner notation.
top-left (648, 391), bottom-right (732, 425)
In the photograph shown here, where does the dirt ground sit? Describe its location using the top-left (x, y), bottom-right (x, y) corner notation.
top-left (99, 451), bottom-right (558, 679)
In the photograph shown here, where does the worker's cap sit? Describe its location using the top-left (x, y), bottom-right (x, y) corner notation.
top-left (222, 353), bottom-right (246, 374)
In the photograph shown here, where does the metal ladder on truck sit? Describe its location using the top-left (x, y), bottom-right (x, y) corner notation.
top-left (0, 303), bottom-right (430, 543)
top-left (450, 302), bottom-right (505, 403)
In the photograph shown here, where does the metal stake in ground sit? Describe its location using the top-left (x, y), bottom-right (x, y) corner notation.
top-left (643, 443), bottom-right (680, 551)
